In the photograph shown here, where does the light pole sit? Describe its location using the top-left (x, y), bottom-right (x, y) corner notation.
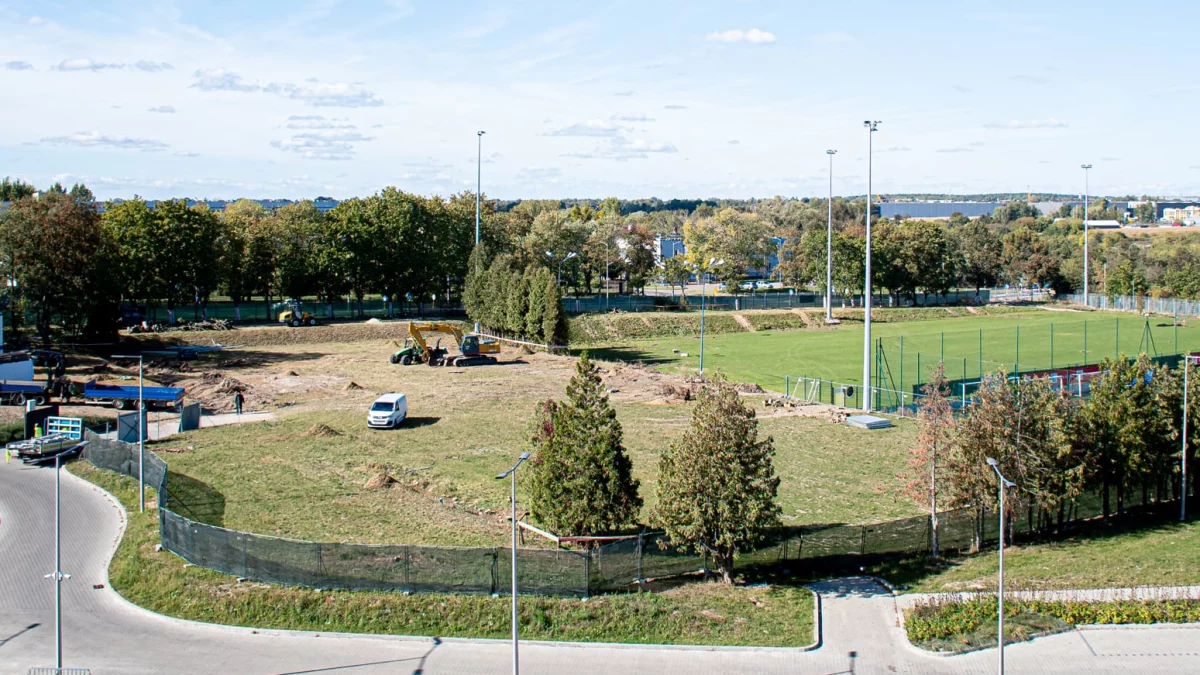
top-left (863, 121), bottom-right (880, 411)
top-left (475, 130), bottom-right (485, 333)
top-left (496, 452), bottom-right (532, 675)
top-left (545, 250), bottom-right (577, 288)
top-left (605, 239), bottom-right (611, 311)
top-left (44, 453), bottom-right (71, 671)
top-left (1183, 355), bottom-right (1198, 522)
top-left (986, 457), bottom-right (1016, 675)
top-left (1082, 164), bottom-right (1093, 307)
top-left (698, 258), bottom-right (723, 376)
top-left (826, 149), bottom-right (837, 322)
top-left (114, 354), bottom-right (146, 512)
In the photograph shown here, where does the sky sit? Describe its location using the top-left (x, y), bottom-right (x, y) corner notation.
top-left (2, 0), bottom-right (1199, 201)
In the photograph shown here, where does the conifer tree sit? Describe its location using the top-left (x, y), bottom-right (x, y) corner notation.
top-left (524, 266), bottom-right (547, 342)
top-left (653, 374), bottom-right (780, 583)
top-left (505, 267), bottom-right (530, 336)
top-left (527, 353), bottom-right (641, 536)
top-left (542, 274), bottom-right (568, 346)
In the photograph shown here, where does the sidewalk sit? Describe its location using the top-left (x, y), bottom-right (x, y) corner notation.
top-left (99, 410), bottom-right (276, 442)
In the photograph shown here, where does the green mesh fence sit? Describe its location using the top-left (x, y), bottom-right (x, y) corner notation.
top-left (81, 430), bottom-right (1189, 597)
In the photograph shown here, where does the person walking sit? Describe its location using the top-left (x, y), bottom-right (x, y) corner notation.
top-left (233, 390), bottom-right (245, 416)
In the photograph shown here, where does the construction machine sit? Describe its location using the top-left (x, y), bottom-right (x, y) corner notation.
top-left (390, 322), bottom-right (500, 367)
top-left (278, 300), bottom-right (319, 327)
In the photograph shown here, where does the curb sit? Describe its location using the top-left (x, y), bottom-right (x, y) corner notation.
top-left (68, 465), bottom-right (824, 653)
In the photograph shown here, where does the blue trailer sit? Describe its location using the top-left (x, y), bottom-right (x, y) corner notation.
top-left (0, 380), bottom-right (49, 406)
top-left (83, 380), bottom-right (185, 410)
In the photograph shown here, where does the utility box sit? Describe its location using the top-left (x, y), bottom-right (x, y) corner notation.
top-left (835, 385), bottom-right (856, 408)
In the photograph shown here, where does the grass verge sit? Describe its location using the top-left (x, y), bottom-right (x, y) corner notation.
top-left (68, 459), bottom-right (816, 647)
top-left (874, 518), bottom-right (1200, 593)
top-left (905, 595), bottom-right (1200, 652)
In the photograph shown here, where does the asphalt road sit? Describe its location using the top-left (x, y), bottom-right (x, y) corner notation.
top-left (2, 459), bottom-right (1198, 675)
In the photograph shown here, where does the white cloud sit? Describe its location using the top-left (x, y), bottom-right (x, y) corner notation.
top-left (5, 61), bottom-right (33, 71)
top-left (705, 28), bottom-right (777, 44)
top-left (612, 90), bottom-right (635, 97)
top-left (286, 115), bottom-right (357, 130)
top-left (191, 70), bottom-right (383, 107)
top-left (936, 147), bottom-right (974, 153)
top-left (270, 130), bottom-right (374, 160)
top-left (28, 16), bottom-right (47, 26)
top-left (610, 113), bottom-right (654, 122)
top-left (517, 166), bottom-right (563, 181)
top-left (191, 68), bottom-right (259, 92)
top-left (565, 137), bottom-right (678, 161)
top-left (134, 60), bottom-right (174, 72)
top-left (878, 146), bottom-right (912, 153)
top-left (728, 140), bottom-right (740, 145)
top-left (663, 104), bottom-right (687, 110)
top-left (547, 119), bottom-right (624, 137)
top-left (983, 119), bottom-right (1068, 129)
top-left (264, 80), bottom-right (383, 108)
top-left (40, 131), bottom-right (168, 152)
top-left (147, 105), bottom-right (176, 114)
top-left (56, 58), bottom-right (124, 72)
top-left (174, 151), bottom-right (201, 158)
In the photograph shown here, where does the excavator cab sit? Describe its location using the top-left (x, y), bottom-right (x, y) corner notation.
top-left (390, 322), bottom-right (499, 367)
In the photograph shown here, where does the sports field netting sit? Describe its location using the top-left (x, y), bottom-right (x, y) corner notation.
top-left (875, 316), bottom-right (1200, 403)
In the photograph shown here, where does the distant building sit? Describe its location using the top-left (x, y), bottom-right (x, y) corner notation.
top-left (1156, 201), bottom-right (1200, 221)
top-left (1083, 219), bottom-right (1121, 229)
top-left (1162, 204), bottom-right (1200, 224)
top-left (878, 201), bottom-right (1000, 219)
top-left (1034, 201), bottom-right (1083, 217)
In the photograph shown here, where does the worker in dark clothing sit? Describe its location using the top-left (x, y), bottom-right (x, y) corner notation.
top-left (233, 390), bottom-right (245, 416)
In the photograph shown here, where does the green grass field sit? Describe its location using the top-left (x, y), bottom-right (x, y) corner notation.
top-left (71, 461), bottom-right (816, 647)
top-left (588, 308), bottom-right (1200, 396)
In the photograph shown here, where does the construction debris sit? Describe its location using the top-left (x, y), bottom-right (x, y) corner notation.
top-left (364, 471), bottom-right (397, 490)
top-left (305, 424), bottom-right (342, 438)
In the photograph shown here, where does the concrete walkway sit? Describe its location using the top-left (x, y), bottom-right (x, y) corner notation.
top-left (99, 410), bottom-right (276, 442)
top-left (1, 461), bottom-right (1198, 674)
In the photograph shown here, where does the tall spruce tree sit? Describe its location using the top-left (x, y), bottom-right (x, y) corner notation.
top-left (527, 353), bottom-right (641, 536)
top-left (653, 374), bottom-right (780, 583)
top-left (524, 266), bottom-right (547, 342)
top-left (542, 275), bottom-right (568, 347)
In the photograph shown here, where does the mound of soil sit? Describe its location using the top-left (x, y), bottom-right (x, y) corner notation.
top-left (343, 381), bottom-right (364, 391)
top-left (306, 423), bottom-right (341, 437)
top-left (658, 383), bottom-right (697, 401)
top-left (735, 382), bottom-right (766, 394)
top-left (135, 320), bottom-right (465, 348)
top-left (364, 471), bottom-right (397, 490)
top-left (188, 372), bottom-right (273, 413)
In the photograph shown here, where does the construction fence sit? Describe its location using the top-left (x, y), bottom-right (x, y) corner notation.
top-left (1062, 293), bottom-right (1200, 316)
top-left (78, 431), bottom-right (1191, 597)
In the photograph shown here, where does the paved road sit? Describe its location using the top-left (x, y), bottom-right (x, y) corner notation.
top-left (98, 411), bottom-right (277, 442)
top-left (2, 461), bottom-right (1198, 675)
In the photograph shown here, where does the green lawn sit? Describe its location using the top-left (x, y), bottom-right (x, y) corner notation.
top-left (873, 518), bottom-right (1200, 593)
top-left (158, 406), bottom-right (922, 546)
top-left (587, 308), bottom-right (1200, 396)
top-left (70, 460), bottom-right (816, 647)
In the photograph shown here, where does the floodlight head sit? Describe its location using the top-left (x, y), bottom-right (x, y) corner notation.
top-left (986, 457), bottom-right (999, 467)
top-left (478, 130), bottom-right (486, 136)
top-left (519, 452), bottom-right (532, 460)
top-left (545, 250), bottom-right (554, 258)
top-left (495, 472), bottom-right (508, 480)
top-left (1002, 478), bottom-right (1017, 489)
top-left (827, 149), bottom-right (837, 155)
top-left (566, 252), bottom-right (578, 260)
top-left (1081, 164), bottom-right (1092, 170)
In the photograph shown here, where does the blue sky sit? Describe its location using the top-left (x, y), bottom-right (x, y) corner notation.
top-left (2, 0), bottom-right (1198, 200)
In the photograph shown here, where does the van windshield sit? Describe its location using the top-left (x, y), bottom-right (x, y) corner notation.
top-left (371, 401), bottom-right (394, 412)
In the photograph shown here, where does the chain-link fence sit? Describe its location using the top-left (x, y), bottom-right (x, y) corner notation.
top-left (80, 431), bottom-right (1190, 597)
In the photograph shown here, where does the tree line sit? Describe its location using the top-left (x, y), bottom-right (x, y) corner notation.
top-left (526, 355), bottom-right (779, 583)
top-left (462, 244), bottom-right (570, 346)
top-left (906, 356), bottom-right (1198, 556)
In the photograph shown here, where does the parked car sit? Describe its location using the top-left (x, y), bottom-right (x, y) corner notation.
top-left (367, 392), bottom-right (407, 429)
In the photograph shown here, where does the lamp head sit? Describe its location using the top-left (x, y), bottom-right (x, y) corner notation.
top-left (827, 149), bottom-right (837, 155)
top-left (1081, 164), bottom-right (1092, 170)
top-left (986, 457), bottom-right (999, 467)
top-left (519, 452), bottom-right (531, 460)
top-left (566, 252), bottom-right (578, 260)
top-left (545, 250), bottom-right (553, 258)
top-left (478, 130), bottom-right (486, 136)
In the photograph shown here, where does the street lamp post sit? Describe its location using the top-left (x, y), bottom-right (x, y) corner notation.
top-left (698, 258), bottom-right (723, 376)
top-left (475, 130), bottom-right (486, 333)
top-left (496, 452), bottom-right (532, 675)
top-left (986, 457), bottom-right (1016, 675)
top-left (826, 149), bottom-right (837, 322)
top-left (1183, 356), bottom-right (1198, 521)
top-left (863, 121), bottom-right (880, 411)
top-left (114, 354), bottom-right (146, 511)
top-left (545, 251), bottom-right (578, 288)
top-left (44, 453), bottom-right (71, 671)
top-left (1082, 164), bottom-right (1093, 307)
top-left (605, 239), bottom-right (611, 311)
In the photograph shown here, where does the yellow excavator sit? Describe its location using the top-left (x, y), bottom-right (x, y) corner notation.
top-left (390, 322), bottom-right (501, 367)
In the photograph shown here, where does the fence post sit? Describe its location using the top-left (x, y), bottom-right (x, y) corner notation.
top-left (491, 548), bottom-right (499, 595)
top-left (978, 329), bottom-right (983, 380)
top-left (584, 549), bottom-right (592, 598)
top-left (1115, 319), bottom-right (1119, 360)
top-left (1050, 323), bottom-right (1054, 369)
top-left (403, 545), bottom-right (411, 593)
top-left (636, 532), bottom-right (644, 583)
top-left (241, 534), bottom-right (249, 579)
top-left (1084, 320), bottom-right (1089, 365)
top-left (860, 527), bottom-right (867, 555)
top-left (1015, 325), bottom-right (1020, 374)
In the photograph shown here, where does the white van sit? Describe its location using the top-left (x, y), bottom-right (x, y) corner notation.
top-left (367, 392), bottom-right (407, 429)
